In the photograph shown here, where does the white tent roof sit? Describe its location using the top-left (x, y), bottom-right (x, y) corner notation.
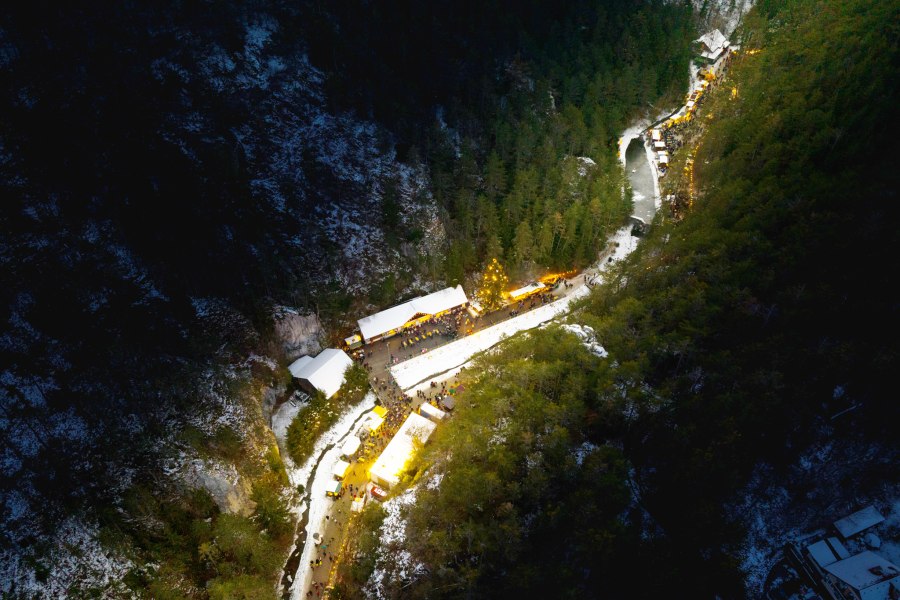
top-left (332, 460), bottom-right (350, 479)
top-left (341, 436), bottom-right (361, 457)
top-left (287, 355), bottom-right (313, 378)
top-left (419, 402), bottom-right (446, 421)
top-left (370, 413), bottom-right (436, 489)
top-left (824, 551), bottom-right (900, 592)
top-left (508, 282), bottom-right (545, 299)
top-left (659, 155), bottom-right (669, 164)
top-left (292, 349), bottom-right (353, 399)
top-left (358, 285), bottom-right (468, 341)
top-left (651, 129), bottom-right (662, 141)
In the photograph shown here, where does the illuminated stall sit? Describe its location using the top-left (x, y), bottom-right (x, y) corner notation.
top-left (369, 413), bottom-right (437, 489)
top-left (357, 285), bottom-right (469, 343)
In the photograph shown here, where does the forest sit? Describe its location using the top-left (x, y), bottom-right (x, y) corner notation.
top-left (335, 0), bottom-right (899, 597)
top-left (1, 0), bottom-right (896, 596)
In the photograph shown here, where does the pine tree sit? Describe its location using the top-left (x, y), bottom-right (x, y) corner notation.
top-left (476, 258), bottom-right (509, 311)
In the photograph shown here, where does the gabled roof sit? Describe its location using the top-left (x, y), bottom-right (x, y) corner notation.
top-left (358, 285), bottom-right (468, 341)
top-left (694, 29), bottom-right (730, 61)
top-left (824, 551), bottom-right (900, 591)
top-left (292, 349), bottom-right (353, 399)
top-left (287, 355), bottom-right (314, 378)
top-left (695, 29), bottom-right (728, 52)
top-left (834, 505), bottom-right (885, 538)
top-left (807, 537), bottom-right (850, 568)
top-left (508, 282), bottom-right (545, 299)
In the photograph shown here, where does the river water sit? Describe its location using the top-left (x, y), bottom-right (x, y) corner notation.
top-left (625, 137), bottom-right (658, 224)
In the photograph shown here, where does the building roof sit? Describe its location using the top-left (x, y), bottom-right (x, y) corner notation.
top-left (370, 412), bottom-right (437, 489)
top-left (332, 460), bottom-right (350, 478)
top-left (419, 402), bottom-right (446, 421)
top-left (340, 436), bottom-right (361, 457)
top-left (292, 349), bottom-right (353, 399)
top-left (508, 281), bottom-right (545, 299)
top-left (695, 29), bottom-right (730, 61)
top-left (824, 551), bottom-right (900, 592)
top-left (835, 506), bottom-right (885, 538)
top-left (358, 285), bottom-right (469, 341)
top-left (287, 355), bottom-right (314, 378)
top-left (809, 540), bottom-right (840, 568)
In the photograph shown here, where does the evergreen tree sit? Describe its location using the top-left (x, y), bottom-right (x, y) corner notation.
top-left (476, 257), bottom-right (509, 310)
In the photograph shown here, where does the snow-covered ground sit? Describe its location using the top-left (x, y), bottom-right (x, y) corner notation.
top-left (0, 517), bottom-right (133, 598)
top-left (287, 392), bottom-right (376, 600)
top-left (391, 225), bottom-right (638, 391)
top-left (390, 288), bottom-right (589, 390)
top-left (364, 486), bottom-right (426, 599)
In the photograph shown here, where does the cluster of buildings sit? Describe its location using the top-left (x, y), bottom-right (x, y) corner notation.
top-left (795, 505), bottom-right (899, 600)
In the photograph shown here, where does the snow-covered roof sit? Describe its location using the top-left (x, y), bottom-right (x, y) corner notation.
top-left (292, 349), bottom-right (353, 399)
top-left (834, 506), bottom-right (885, 538)
top-left (808, 540), bottom-right (838, 568)
top-left (824, 551), bottom-right (900, 592)
top-left (340, 436), bottom-right (361, 457)
top-left (358, 285), bottom-right (469, 341)
top-left (694, 29), bottom-right (730, 62)
top-left (288, 355), bottom-right (314, 378)
top-left (370, 413), bottom-right (436, 489)
top-left (332, 460), bottom-right (350, 479)
top-left (508, 282), bottom-right (545, 300)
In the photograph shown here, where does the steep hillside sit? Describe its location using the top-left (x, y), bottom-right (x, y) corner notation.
top-left (0, 1), bottom-right (697, 596)
top-left (335, 0), bottom-right (899, 597)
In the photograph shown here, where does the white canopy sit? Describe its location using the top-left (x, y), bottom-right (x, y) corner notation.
top-left (340, 436), bottom-right (361, 457)
top-left (419, 403), bottom-right (446, 422)
top-left (287, 355), bottom-right (313, 378)
top-left (325, 480), bottom-right (341, 496)
top-left (659, 155), bottom-right (669, 165)
top-left (370, 413), bottom-right (436, 489)
top-left (332, 459), bottom-right (350, 479)
top-left (508, 281), bottom-right (545, 300)
top-left (651, 129), bottom-right (662, 141)
top-left (358, 285), bottom-right (469, 341)
top-left (292, 349), bottom-right (353, 399)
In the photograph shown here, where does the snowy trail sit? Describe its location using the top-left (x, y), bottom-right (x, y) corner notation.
top-left (390, 288), bottom-right (588, 390)
top-left (283, 392), bottom-right (376, 599)
top-left (391, 225), bottom-right (639, 391)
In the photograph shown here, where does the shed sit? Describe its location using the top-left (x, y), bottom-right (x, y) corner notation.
top-left (291, 349), bottom-right (353, 399)
top-left (835, 506), bottom-right (885, 538)
top-left (419, 402), bottom-right (446, 422)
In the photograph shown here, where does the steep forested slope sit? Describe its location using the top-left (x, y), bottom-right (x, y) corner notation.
top-left (0, 1), bottom-right (696, 596)
top-left (337, 0), bottom-right (899, 597)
